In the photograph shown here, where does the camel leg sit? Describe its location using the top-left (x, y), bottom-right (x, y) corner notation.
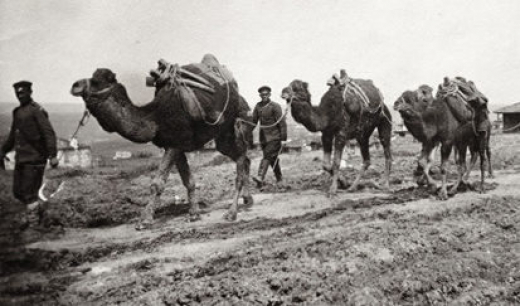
top-left (377, 118), bottom-right (393, 191)
top-left (217, 128), bottom-right (251, 221)
top-left (438, 143), bottom-right (453, 200)
top-left (449, 144), bottom-right (467, 195)
top-left (173, 150), bottom-right (201, 221)
top-left (234, 123), bottom-right (253, 210)
top-left (463, 150), bottom-right (478, 182)
top-left (418, 145), bottom-right (437, 191)
top-left (221, 154), bottom-right (249, 221)
top-left (241, 156), bottom-right (253, 207)
top-left (486, 135), bottom-right (494, 178)
top-left (321, 133), bottom-right (333, 173)
top-left (137, 148), bottom-right (176, 230)
top-left (478, 131), bottom-right (488, 193)
top-left (348, 137), bottom-right (370, 192)
top-left (328, 133), bottom-right (346, 197)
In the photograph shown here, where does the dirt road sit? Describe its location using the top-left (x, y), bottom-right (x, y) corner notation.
top-left (1, 135), bottom-right (519, 305)
top-left (1, 167), bottom-right (518, 305)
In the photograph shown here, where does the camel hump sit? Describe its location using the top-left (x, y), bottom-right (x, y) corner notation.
top-left (344, 78), bottom-right (383, 111)
top-left (437, 82), bottom-right (472, 123)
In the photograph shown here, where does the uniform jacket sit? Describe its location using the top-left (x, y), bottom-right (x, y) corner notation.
top-left (252, 100), bottom-right (287, 144)
top-left (1, 101), bottom-right (57, 164)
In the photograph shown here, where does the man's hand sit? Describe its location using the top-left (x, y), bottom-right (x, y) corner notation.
top-left (50, 157), bottom-right (59, 168)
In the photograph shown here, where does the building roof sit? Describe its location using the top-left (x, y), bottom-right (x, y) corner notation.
top-left (494, 102), bottom-right (520, 114)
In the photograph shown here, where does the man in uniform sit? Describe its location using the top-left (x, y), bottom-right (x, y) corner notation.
top-left (0, 81), bottom-right (59, 236)
top-left (251, 86), bottom-right (287, 187)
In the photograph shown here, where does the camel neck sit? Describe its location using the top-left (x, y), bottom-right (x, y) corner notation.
top-left (85, 92), bottom-right (158, 143)
top-left (290, 100), bottom-right (329, 132)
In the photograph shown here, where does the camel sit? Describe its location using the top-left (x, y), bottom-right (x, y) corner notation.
top-left (281, 72), bottom-right (393, 196)
top-left (451, 93), bottom-right (493, 193)
top-left (70, 64), bottom-right (254, 229)
top-left (394, 82), bottom-right (491, 199)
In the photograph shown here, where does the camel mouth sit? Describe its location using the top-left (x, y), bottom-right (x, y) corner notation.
top-left (71, 80), bottom-right (88, 97)
top-left (394, 104), bottom-right (413, 116)
top-left (281, 92), bottom-right (291, 101)
top-left (393, 103), bottom-right (406, 112)
top-left (70, 86), bottom-right (84, 97)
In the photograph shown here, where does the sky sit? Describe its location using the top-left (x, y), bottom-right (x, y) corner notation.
top-left (1, 0), bottom-right (519, 114)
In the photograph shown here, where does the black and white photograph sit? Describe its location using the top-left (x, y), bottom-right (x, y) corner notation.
top-left (1, 0), bottom-right (519, 305)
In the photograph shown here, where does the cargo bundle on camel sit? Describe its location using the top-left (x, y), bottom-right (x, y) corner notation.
top-left (70, 54), bottom-right (254, 230)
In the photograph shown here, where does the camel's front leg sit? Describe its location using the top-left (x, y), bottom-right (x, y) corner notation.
top-left (321, 133), bottom-right (333, 174)
top-left (224, 154), bottom-right (249, 221)
top-left (173, 150), bottom-right (201, 221)
top-left (486, 140), bottom-right (494, 178)
top-left (449, 145), bottom-right (467, 195)
top-left (348, 137), bottom-right (370, 192)
top-left (438, 144), bottom-right (453, 200)
top-left (478, 132), bottom-right (488, 193)
top-left (328, 133), bottom-right (346, 197)
top-left (241, 155), bottom-right (253, 208)
top-left (418, 145), bottom-right (437, 191)
top-left (378, 120), bottom-right (393, 191)
top-left (137, 148), bottom-right (176, 229)
top-left (463, 150), bottom-right (478, 182)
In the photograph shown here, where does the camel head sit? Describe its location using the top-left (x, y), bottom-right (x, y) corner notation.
top-left (70, 69), bottom-right (157, 142)
top-left (394, 85), bottom-right (433, 118)
top-left (71, 68), bottom-right (116, 96)
top-left (281, 80), bottom-right (311, 105)
top-left (71, 69), bottom-right (135, 111)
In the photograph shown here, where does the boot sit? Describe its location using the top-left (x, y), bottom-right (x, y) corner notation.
top-left (253, 159), bottom-right (270, 188)
top-left (272, 159), bottom-right (283, 184)
top-left (20, 209), bottom-right (41, 244)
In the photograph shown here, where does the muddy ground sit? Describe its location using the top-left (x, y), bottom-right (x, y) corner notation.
top-left (0, 134), bottom-right (519, 305)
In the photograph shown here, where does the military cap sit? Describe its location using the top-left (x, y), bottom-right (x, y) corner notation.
top-left (258, 85), bottom-right (271, 93)
top-left (13, 80), bottom-right (33, 93)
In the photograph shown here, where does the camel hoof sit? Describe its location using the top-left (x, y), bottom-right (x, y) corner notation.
top-left (135, 221), bottom-right (152, 231)
top-left (187, 208), bottom-right (202, 222)
top-left (346, 185), bottom-right (358, 193)
top-left (448, 187), bottom-right (458, 196)
top-left (438, 190), bottom-right (448, 201)
top-left (416, 176), bottom-right (427, 186)
top-left (337, 176), bottom-right (348, 189)
top-left (242, 195), bottom-right (254, 210)
top-left (382, 184), bottom-right (391, 193)
top-left (322, 164), bottom-right (333, 173)
top-left (223, 211), bottom-right (237, 222)
top-left (187, 213), bottom-right (202, 222)
top-left (479, 186), bottom-right (486, 194)
top-left (327, 192), bottom-right (337, 199)
top-left (428, 184), bottom-right (438, 194)
top-left (448, 186), bottom-right (458, 196)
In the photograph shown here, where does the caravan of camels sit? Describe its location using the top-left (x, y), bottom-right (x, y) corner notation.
top-left (70, 55), bottom-right (492, 228)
